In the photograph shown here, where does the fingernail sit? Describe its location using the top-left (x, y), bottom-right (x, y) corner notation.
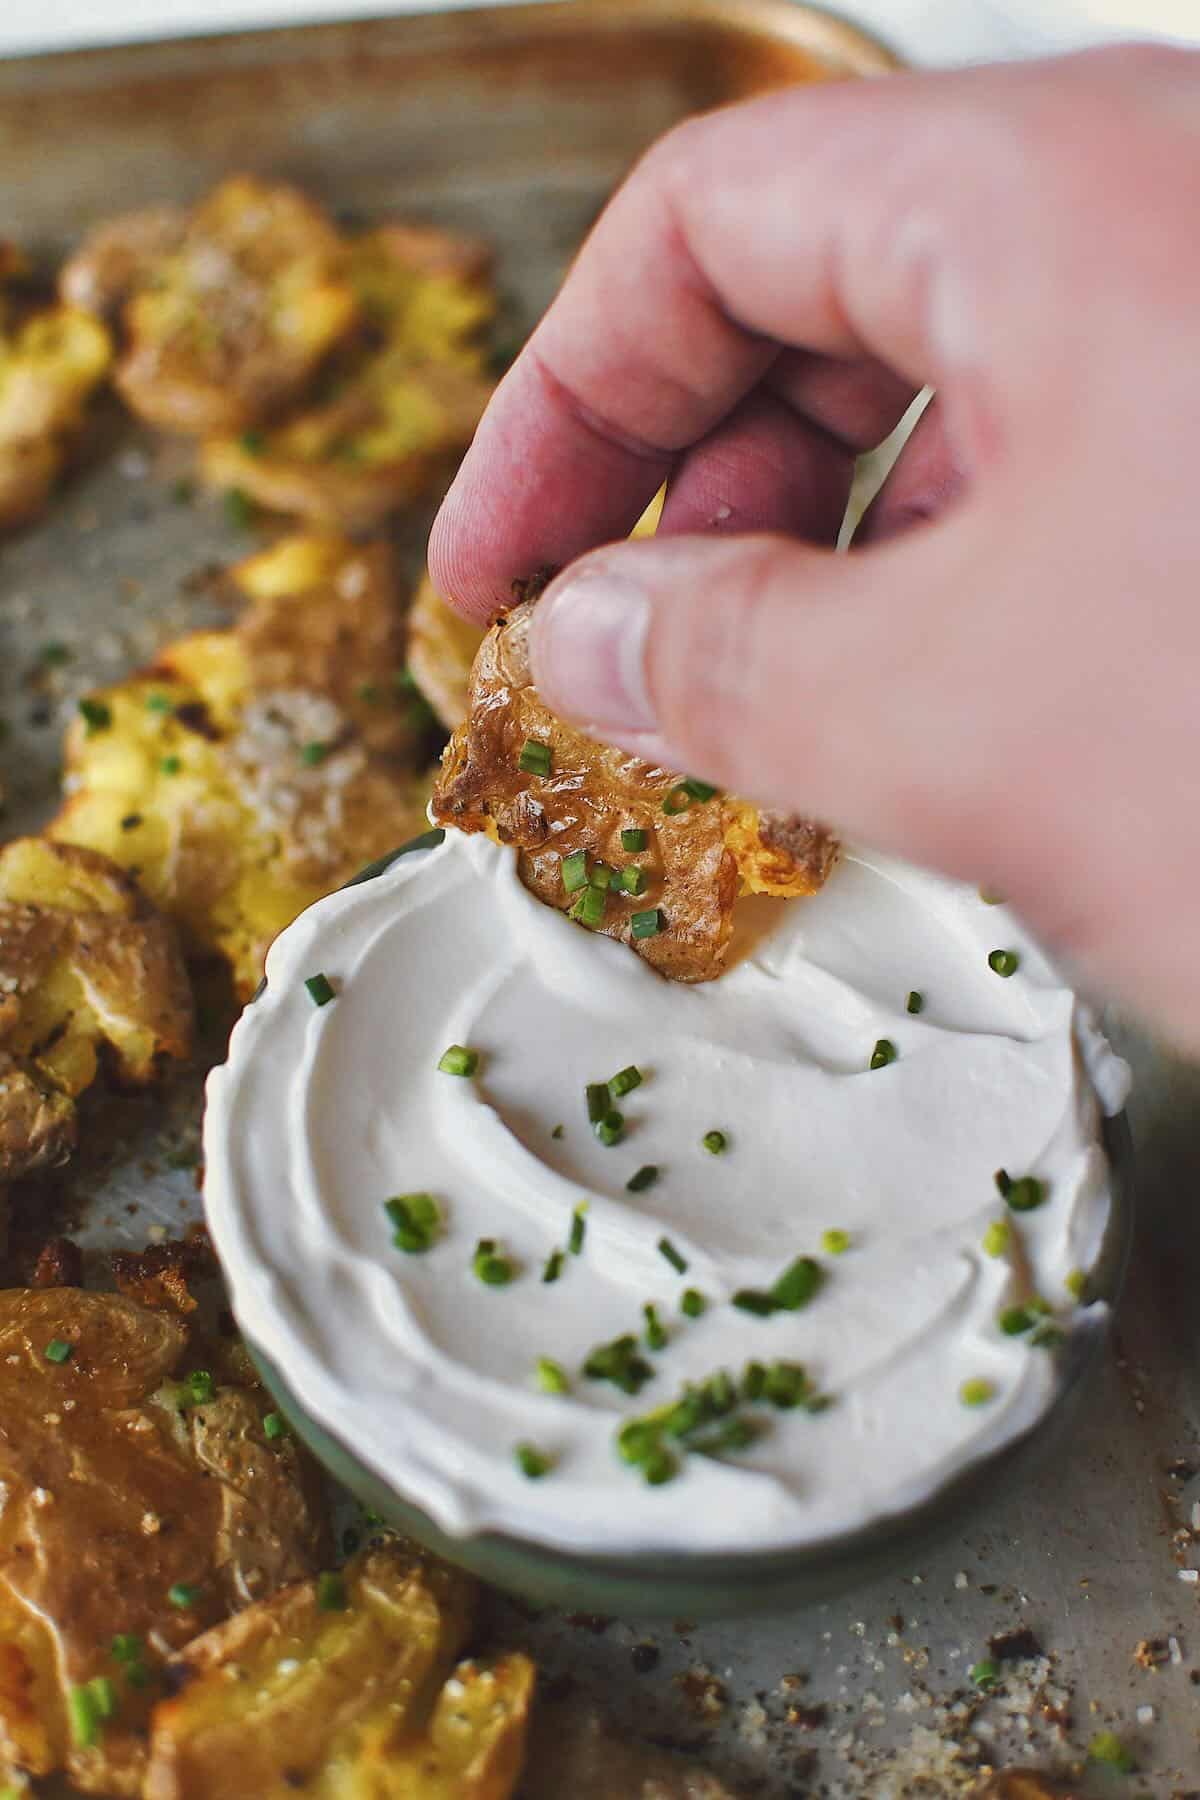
top-left (531, 561), bottom-right (657, 733)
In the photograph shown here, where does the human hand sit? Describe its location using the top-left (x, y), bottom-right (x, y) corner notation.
top-left (430, 46), bottom-right (1200, 1049)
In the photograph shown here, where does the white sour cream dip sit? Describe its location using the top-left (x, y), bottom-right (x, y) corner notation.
top-left (204, 828), bottom-right (1129, 1556)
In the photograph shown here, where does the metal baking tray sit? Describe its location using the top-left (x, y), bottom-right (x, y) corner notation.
top-left (2, 4), bottom-right (1198, 1793)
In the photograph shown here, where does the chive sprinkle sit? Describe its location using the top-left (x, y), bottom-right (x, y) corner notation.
top-left (111, 1634), bottom-right (143, 1665)
top-left (438, 1043), bottom-right (478, 1076)
top-left (732, 1289), bottom-right (775, 1317)
top-left (583, 1334), bottom-right (654, 1394)
top-left (643, 1446), bottom-right (679, 1485)
top-left (68, 1684), bottom-right (101, 1748)
top-left (681, 1288), bottom-right (706, 1318)
top-left (1030, 1320), bottom-right (1066, 1349)
top-left (821, 1229), bottom-right (851, 1255)
top-left (906, 990), bottom-right (924, 1014)
top-left (621, 828), bottom-right (647, 852)
top-left (44, 1338), bottom-right (73, 1364)
top-left (569, 884), bottom-right (607, 929)
top-left (167, 1583), bottom-right (201, 1610)
top-left (643, 1304), bottom-right (668, 1351)
top-left (561, 850), bottom-right (589, 893)
top-left (593, 1109), bottom-right (624, 1146)
top-left (385, 1192), bottom-right (440, 1253)
top-left (1088, 1731), bottom-right (1134, 1772)
top-left (145, 692), bottom-right (173, 713)
top-left (618, 865), bottom-right (646, 896)
top-left (300, 740), bottom-right (330, 767)
top-left (626, 1164), bottom-right (659, 1193)
top-left (1065, 1267), bottom-right (1087, 1301)
top-left (998, 1305), bottom-right (1035, 1336)
top-left (959, 1378), bottom-right (995, 1407)
top-left (78, 697), bottom-right (112, 736)
top-left (542, 1248), bottom-right (565, 1284)
top-left (979, 886), bottom-right (1006, 905)
top-left (187, 1369), bottom-right (215, 1405)
top-left (536, 1357), bottom-right (569, 1394)
top-left (551, 1124), bottom-right (564, 1140)
top-left (608, 1065), bottom-right (643, 1098)
top-left (518, 738), bottom-right (552, 777)
top-left (770, 1255), bottom-right (823, 1311)
top-left (869, 1038), bottom-right (897, 1070)
top-left (263, 1411), bottom-right (288, 1440)
top-left (994, 1168), bottom-right (1012, 1197)
top-left (657, 1236), bottom-right (688, 1274)
top-left (589, 862), bottom-right (614, 891)
top-left (40, 640), bottom-right (71, 666)
top-left (982, 1219), bottom-right (1011, 1258)
top-left (160, 754), bottom-right (183, 775)
top-left (305, 972), bottom-right (336, 1007)
top-left (664, 777), bottom-right (717, 813)
top-left (969, 1659), bottom-right (1000, 1690)
top-left (224, 487), bottom-right (255, 529)
top-left (631, 908), bottom-right (664, 939)
top-left (515, 1442), bottom-right (553, 1478)
top-left (701, 1129), bottom-right (727, 1155)
top-left (316, 1571), bottom-right (347, 1611)
top-left (568, 1204), bottom-right (587, 1255)
top-left (988, 948), bottom-right (1020, 977)
top-left (473, 1238), bottom-right (514, 1286)
top-left (586, 1082), bottom-right (610, 1123)
top-left (1005, 1175), bottom-right (1047, 1212)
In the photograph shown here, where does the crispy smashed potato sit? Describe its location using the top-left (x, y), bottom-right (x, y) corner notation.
top-left (407, 571), bottom-right (487, 732)
top-left (145, 1541), bottom-right (534, 1800)
top-left (110, 1230), bottom-right (216, 1317)
top-left (0, 281), bottom-right (112, 528)
top-left (95, 177), bottom-right (357, 434)
top-left (59, 207), bottom-right (187, 320)
top-left (51, 534), bottom-right (437, 998)
top-left (0, 838), bottom-right (192, 1183)
top-left (0, 1286), bottom-right (327, 1795)
top-left (431, 592), bottom-right (838, 981)
top-left (200, 222), bottom-right (495, 529)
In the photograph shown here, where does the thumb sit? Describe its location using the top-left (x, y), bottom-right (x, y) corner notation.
top-left (527, 523), bottom-right (1004, 885)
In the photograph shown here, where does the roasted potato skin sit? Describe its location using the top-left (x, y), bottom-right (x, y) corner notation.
top-left (431, 597), bottom-right (837, 982)
top-left (406, 571), bottom-right (486, 732)
top-left (0, 838), bottom-right (193, 1183)
top-left (50, 534), bottom-right (437, 998)
top-left (0, 1287), bottom-right (327, 1795)
top-left (59, 206), bottom-right (187, 320)
top-left (145, 1541), bottom-right (533, 1800)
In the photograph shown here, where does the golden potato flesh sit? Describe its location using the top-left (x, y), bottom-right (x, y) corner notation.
top-left (144, 1541), bottom-right (534, 1800)
top-left (0, 293), bottom-right (112, 529)
top-left (200, 222), bottom-right (495, 529)
top-left (112, 176), bottom-right (357, 435)
top-left (50, 534), bottom-right (437, 999)
top-left (0, 1287), bottom-right (327, 1795)
top-left (406, 572), bottom-right (486, 733)
top-left (431, 592), bottom-right (838, 982)
top-left (0, 838), bottom-right (193, 1183)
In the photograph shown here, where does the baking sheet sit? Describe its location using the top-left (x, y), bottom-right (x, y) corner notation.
top-left (2, 3), bottom-right (1199, 1792)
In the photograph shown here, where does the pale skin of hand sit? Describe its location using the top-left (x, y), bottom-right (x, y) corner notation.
top-left (430, 46), bottom-right (1200, 1052)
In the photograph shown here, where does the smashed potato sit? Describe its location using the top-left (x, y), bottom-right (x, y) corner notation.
top-left (407, 571), bottom-right (487, 732)
top-left (0, 838), bottom-right (192, 1183)
top-left (51, 533), bottom-right (437, 998)
top-left (0, 283), bottom-right (112, 528)
top-left (144, 1541), bottom-right (534, 1800)
top-left (431, 591), bottom-right (838, 981)
top-left (103, 176), bottom-right (357, 434)
top-left (200, 222), bottom-right (495, 529)
top-left (0, 1286), bottom-right (327, 1795)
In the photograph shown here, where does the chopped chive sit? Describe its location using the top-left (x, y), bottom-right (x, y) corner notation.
top-left (305, 972), bottom-right (336, 1007)
top-left (643, 1304), bottom-right (668, 1352)
top-left (732, 1289), bottom-right (775, 1317)
top-left (40, 640), bottom-right (71, 666)
top-left (608, 1065), bottom-right (643, 1098)
top-left (741, 1361), bottom-right (767, 1401)
top-left (681, 1288), bottom-right (706, 1318)
top-left (979, 886), bottom-right (1005, 905)
top-left (300, 740), bottom-right (330, 767)
top-left (998, 1305), bottom-right (1034, 1336)
top-left (770, 1256), bottom-right (823, 1311)
top-left (626, 1164), bottom-right (659, 1193)
top-left (657, 1236), bottom-right (688, 1274)
top-left (385, 1192), bottom-right (440, 1254)
top-left (160, 754), bottom-right (183, 775)
top-left (68, 1684), bottom-right (101, 1748)
top-left (691, 1415), bottom-right (759, 1458)
top-left (869, 1038), bottom-right (897, 1070)
top-left (561, 849), bottom-right (589, 893)
top-left (473, 1238), bottom-right (514, 1286)
top-left (167, 1583), bottom-right (201, 1610)
top-left (145, 692), bottom-right (173, 713)
top-left (542, 1248), bottom-right (565, 1284)
top-left (438, 1043), bottom-right (478, 1076)
top-left (1087, 1731), bottom-right (1134, 1773)
top-left (263, 1411), bottom-right (288, 1440)
top-left (617, 1419), bottom-right (661, 1465)
top-left (969, 1659), bottom-right (1001, 1690)
top-left (224, 487), bottom-right (255, 529)
top-left (518, 738), bottom-right (552, 777)
top-left (1004, 1176), bottom-right (1047, 1213)
top-left (589, 862), bottom-right (614, 891)
top-left (44, 1338), bottom-right (73, 1364)
top-left (704, 1370), bottom-right (737, 1415)
top-left (988, 948), bottom-right (1020, 978)
top-left (682, 777), bottom-right (717, 802)
top-left (87, 1675), bottom-right (118, 1721)
top-left (1030, 1320), bottom-right (1066, 1349)
top-left (618, 865), bottom-right (646, 896)
top-left (316, 1571), bottom-right (346, 1611)
top-left (515, 1442), bottom-right (553, 1479)
top-left (111, 1634), bottom-right (143, 1666)
top-left (583, 1334), bottom-right (654, 1394)
top-left (621, 828), bottom-right (647, 853)
top-left (568, 1205), bottom-right (587, 1255)
top-left (78, 697), bottom-right (112, 736)
top-left (187, 1369), bottom-right (216, 1405)
top-left (569, 884), bottom-right (607, 929)
top-left (906, 990), bottom-right (924, 1015)
top-left (642, 1445), bottom-right (679, 1485)
top-left (994, 1168), bottom-right (1012, 1197)
top-left (239, 429), bottom-right (266, 455)
top-left (593, 1109), bottom-right (624, 1147)
top-left (551, 1124), bottom-right (564, 1140)
top-left (535, 1357), bottom-right (569, 1395)
top-left (982, 1219), bottom-right (1010, 1258)
top-left (821, 1229), bottom-right (851, 1256)
top-left (701, 1129), bottom-right (727, 1156)
top-left (959, 1378), bottom-right (995, 1408)
top-left (631, 908), bottom-right (664, 939)
top-left (1065, 1267), bottom-right (1087, 1301)
top-left (664, 777), bottom-right (717, 813)
top-left (586, 1082), bottom-right (610, 1123)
